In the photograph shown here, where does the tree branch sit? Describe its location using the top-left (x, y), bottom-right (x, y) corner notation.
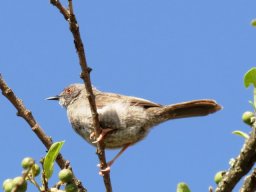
top-left (215, 119), bottom-right (256, 192)
top-left (240, 168), bottom-right (256, 192)
top-left (0, 74), bottom-right (87, 192)
top-left (50, 0), bottom-right (112, 191)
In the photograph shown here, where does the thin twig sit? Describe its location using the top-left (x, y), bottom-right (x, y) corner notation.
top-left (50, 0), bottom-right (112, 191)
top-left (215, 119), bottom-right (256, 192)
top-left (29, 177), bottom-right (42, 192)
top-left (240, 168), bottom-right (256, 192)
top-left (50, 0), bottom-right (69, 19)
top-left (42, 170), bottom-right (49, 191)
top-left (40, 158), bottom-right (49, 191)
top-left (0, 74), bottom-right (87, 192)
top-left (12, 164), bottom-right (33, 192)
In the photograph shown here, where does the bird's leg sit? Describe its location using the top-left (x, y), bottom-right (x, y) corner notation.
top-left (91, 128), bottom-right (114, 143)
top-left (98, 144), bottom-right (130, 176)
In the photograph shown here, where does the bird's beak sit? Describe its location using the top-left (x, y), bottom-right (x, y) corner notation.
top-left (45, 95), bottom-right (60, 101)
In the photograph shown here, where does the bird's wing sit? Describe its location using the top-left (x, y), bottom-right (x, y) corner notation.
top-left (95, 92), bottom-right (162, 109)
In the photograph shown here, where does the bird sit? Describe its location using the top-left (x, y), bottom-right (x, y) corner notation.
top-left (47, 83), bottom-right (221, 175)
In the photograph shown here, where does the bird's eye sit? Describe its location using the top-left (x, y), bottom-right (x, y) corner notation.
top-left (65, 88), bottom-right (72, 94)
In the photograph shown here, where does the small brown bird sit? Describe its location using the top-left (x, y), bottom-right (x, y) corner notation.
top-left (47, 84), bottom-right (221, 174)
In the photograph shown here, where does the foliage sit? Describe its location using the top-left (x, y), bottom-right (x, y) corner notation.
top-left (1, 141), bottom-right (79, 192)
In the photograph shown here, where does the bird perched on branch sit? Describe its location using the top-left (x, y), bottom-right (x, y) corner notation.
top-left (47, 84), bottom-right (221, 175)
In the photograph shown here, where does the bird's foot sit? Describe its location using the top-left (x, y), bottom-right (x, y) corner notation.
top-left (89, 132), bottom-right (95, 140)
top-left (97, 163), bottom-right (111, 176)
top-left (92, 128), bottom-right (113, 143)
top-left (96, 145), bottom-right (130, 176)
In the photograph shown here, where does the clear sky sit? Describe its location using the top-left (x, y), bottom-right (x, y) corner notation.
top-left (1, 0), bottom-right (256, 191)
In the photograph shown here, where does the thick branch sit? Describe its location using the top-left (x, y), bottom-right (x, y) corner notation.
top-left (215, 119), bottom-right (256, 192)
top-left (50, 0), bottom-right (112, 191)
top-left (240, 168), bottom-right (256, 192)
top-left (0, 74), bottom-right (87, 192)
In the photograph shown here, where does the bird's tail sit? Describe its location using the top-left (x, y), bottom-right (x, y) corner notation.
top-left (146, 99), bottom-right (221, 126)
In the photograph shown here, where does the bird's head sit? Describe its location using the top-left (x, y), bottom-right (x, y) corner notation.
top-left (46, 84), bottom-right (84, 108)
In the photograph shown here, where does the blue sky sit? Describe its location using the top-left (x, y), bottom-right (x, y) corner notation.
top-left (1, 0), bottom-right (256, 191)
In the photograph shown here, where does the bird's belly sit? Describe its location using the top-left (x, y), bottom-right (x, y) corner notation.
top-left (70, 119), bottom-right (149, 149)
top-left (103, 125), bottom-right (149, 148)
top-left (68, 102), bottom-right (150, 148)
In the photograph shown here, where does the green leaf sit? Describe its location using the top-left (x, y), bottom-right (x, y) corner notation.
top-left (232, 130), bottom-right (249, 139)
top-left (244, 68), bottom-right (256, 88)
top-left (43, 141), bottom-right (65, 179)
top-left (176, 182), bottom-right (191, 192)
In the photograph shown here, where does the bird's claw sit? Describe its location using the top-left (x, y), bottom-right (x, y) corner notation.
top-left (89, 132), bottom-right (95, 140)
top-left (92, 128), bottom-right (113, 143)
top-left (97, 163), bottom-right (111, 176)
top-left (92, 134), bottom-right (103, 143)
